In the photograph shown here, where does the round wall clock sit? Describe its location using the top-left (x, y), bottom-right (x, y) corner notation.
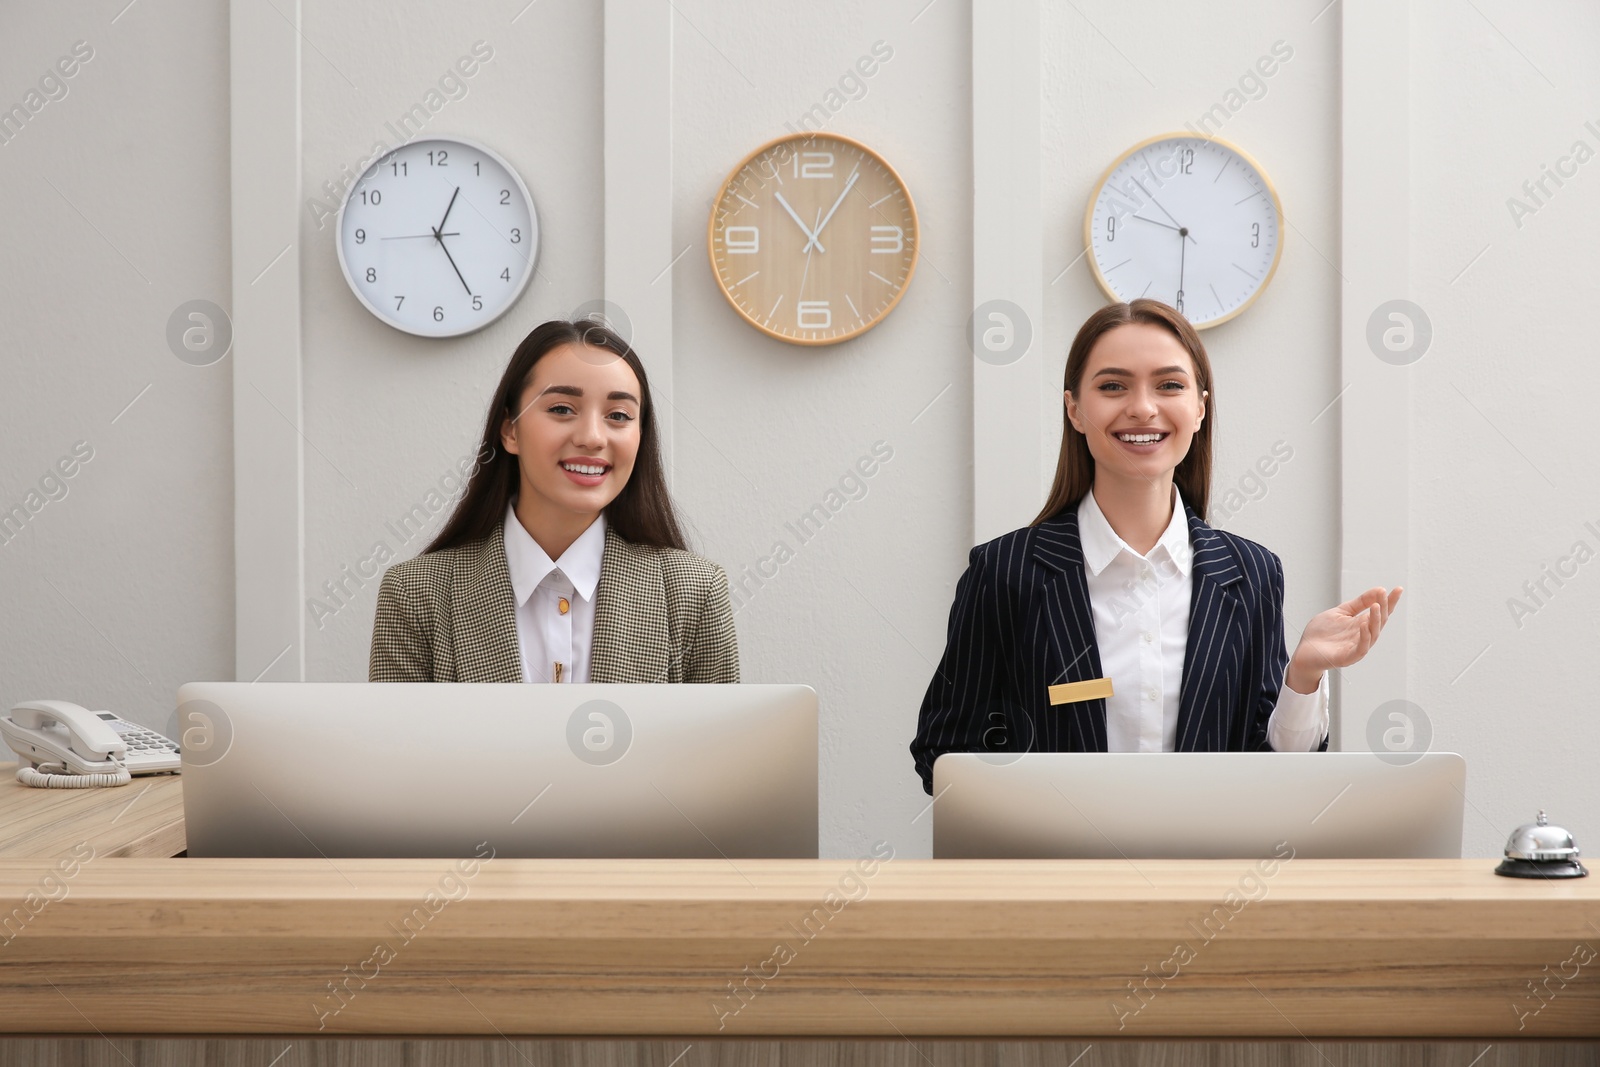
top-left (337, 136), bottom-right (538, 338)
top-left (708, 132), bottom-right (918, 345)
top-left (1084, 134), bottom-right (1283, 329)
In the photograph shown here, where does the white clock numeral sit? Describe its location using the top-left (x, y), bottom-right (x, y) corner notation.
top-left (726, 226), bottom-right (760, 254)
top-left (797, 301), bottom-right (832, 329)
top-left (793, 152), bottom-right (834, 179)
top-left (870, 226), bottom-right (903, 254)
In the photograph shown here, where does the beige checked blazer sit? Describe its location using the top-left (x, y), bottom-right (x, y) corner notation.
top-left (368, 523), bottom-right (739, 684)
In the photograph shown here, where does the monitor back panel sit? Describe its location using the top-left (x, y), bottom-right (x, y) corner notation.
top-left (932, 752), bottom-right (1465, 859)
top-left (180, 682), bottom-right (818, 859)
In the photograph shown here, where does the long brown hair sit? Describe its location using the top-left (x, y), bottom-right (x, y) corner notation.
top-left (425, 319), bottom-right (688, 554)
top-left (1032, 299), bottom-right (1214, 525)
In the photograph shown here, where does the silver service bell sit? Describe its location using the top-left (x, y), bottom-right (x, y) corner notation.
top-left (1495, 810), bottom-right (1588, 879)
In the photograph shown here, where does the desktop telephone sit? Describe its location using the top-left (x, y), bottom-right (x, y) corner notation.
top-left (1, 699), bottom-right (180, 788)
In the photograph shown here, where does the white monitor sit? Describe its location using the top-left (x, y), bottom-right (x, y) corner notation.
top-left (179, 682), bottom-right (817, 859)
top-left (932, 752), bottom-right (1466, 859)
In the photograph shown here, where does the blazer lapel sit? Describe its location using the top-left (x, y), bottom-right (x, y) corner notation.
top-left (1030, 512), bottom-right (1109, 752)
top-left (456, 523), bottom-right (524, 683)
top-left (1174, 507), bottom-right (1246, 750)
top-left (590, 527), bottom-right (672, 684)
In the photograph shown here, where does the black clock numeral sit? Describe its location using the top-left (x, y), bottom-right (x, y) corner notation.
top-left (428, 150), bottom-right (449, 167)
top-left (433, 306), bottom-right (444, 322)
top-left (1251, 222), bottom-right (1260, 248)
top-left (510, 228), bottom-right (521, 244)
top-left (394, 296), bottom-right (405, 310)
top-left (500, 189), bottom-right (511, 205)
top-left (1106, 216), bottom-right (1116, 242)
top-left (500, 268), bottom-right (510, 282)
top-left (389, 160), bottom-right (407, 176)
top-left (354, 228), bottom-right (365, 244)
top-left (472, 295), bottom-right (483, 311)
top-left (359, 189), bottom-right (381, 205)
top-left (365, 268), bottom-right (376, 283)
top-left (1179, 148), bottom-right (1194, 175)
top-left (473, 161), bottom-right (481, 175)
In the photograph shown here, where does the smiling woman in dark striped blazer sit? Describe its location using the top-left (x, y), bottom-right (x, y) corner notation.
top-left (369, 320), bottom-right (738, 685)
top-left (910, 300), bottom-right (1400, 793)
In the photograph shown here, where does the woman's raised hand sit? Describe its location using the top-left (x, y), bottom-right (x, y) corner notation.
top-left (1285, 586), bottom-right (1403, 693)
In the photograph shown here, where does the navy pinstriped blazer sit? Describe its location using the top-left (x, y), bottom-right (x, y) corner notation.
top-left (910, 499), bottom-right (1326, 793)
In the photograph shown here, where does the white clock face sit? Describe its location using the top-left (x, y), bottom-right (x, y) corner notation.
top-left (337, 137), bottom-right (538, 338)
top-left (1085, 135), bottom-right (1282, 329)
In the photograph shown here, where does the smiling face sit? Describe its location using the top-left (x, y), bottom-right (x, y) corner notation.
top-left (498, 342), bottom-right (642, 524)
top-left (1065, 321), bottom-right (1207, 492)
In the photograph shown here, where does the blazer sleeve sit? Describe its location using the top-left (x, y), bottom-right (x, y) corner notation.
top-left (910, 544), bottom-right (1016, 794)
top-left (368, 567), bottom-right (434, 682)
top-left (683, 562), bottom-right (740, 683)
top-left (1249, 551), bottom-right (1328, 752)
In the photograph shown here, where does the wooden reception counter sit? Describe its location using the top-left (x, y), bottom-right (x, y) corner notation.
top-left (1, 855), bottom-right (1597, 1039)
top-left (0, 766), bottom-right (1597, 1043)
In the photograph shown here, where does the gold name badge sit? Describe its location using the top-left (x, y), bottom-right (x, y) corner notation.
top-left (1048, 677), bottom-right (1114, 706)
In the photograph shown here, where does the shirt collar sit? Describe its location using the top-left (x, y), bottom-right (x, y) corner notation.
top-left (1075, 484), bottom-right (1193, 579)
top-left (503, 501), bottom-right (607, 606)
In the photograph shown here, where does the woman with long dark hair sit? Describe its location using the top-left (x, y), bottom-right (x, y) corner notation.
top-left (369, 320), bottom-right (738, 684)
top-left (910, 299), bottom-right (1399, 793)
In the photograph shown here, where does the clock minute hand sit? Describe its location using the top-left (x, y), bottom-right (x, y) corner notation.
top-left (437, 236), bottom-right (473, 296)
top-left (774, 192), bottom-right (824, 253)
top-left (805, 167), bottom-right (859, 253)
top-left (1176, 227), bottom-right (1187, 316)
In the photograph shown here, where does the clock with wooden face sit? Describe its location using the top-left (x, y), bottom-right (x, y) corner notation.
top-left (708, 133), bottom-right (918, 345)
top-left (1085, 134), bottom-right (1283, 329)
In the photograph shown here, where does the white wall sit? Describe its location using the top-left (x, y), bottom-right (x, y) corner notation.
top-left (0, 4), bottom-right (234, 741)
top-left (3, 0), bottom-right (1591, 860)
top-left (1410, 0), bottom-right (1600, 854)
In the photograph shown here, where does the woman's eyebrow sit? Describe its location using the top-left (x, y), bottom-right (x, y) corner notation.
top-left (540, 384), bottom-right (641, 403)
top-left (1091, 365), bottom-right (1190, 379)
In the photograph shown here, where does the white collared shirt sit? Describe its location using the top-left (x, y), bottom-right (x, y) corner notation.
top-left (502, 502), bottom-right (605, 684)
top-left (1077, 485), bottom-right (1328, 752)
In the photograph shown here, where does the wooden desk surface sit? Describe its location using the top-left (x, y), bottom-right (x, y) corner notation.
top-left (0, 761), bottom-right (185, 859)
top-left (0, 854), bottom-right (1595, 1039)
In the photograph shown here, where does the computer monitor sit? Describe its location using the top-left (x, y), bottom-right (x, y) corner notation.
top-left (932, 752), bottom-right (1466, 859)
top-left (179, 682), bottom-right (817, 859)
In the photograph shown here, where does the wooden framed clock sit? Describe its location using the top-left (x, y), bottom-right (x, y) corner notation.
top-left (1084, 133), bottom-right (1283, 329)
top-left (708, 132), bottom-right (919, 345)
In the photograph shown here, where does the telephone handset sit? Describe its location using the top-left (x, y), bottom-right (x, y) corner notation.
top-left (1, 700), bottom-right (181, 788)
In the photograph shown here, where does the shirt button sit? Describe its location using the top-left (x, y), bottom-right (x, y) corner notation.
top-left (1145, 687), bottom-right (1158, 701)
top-left (1142, 631), bottom-right (1154, 644)
top-left (558, 597), bottom-right (570, 615)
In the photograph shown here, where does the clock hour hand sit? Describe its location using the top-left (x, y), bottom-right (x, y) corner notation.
top-left (434, 187), bottom-right (461, 242)
top-left (804, 166), bottom-right (860, 253)
top-left (1131, 177), bottom-right (1197, 244)
top-left (383, 231), bottom-right (460, 240)
top-left (1130, 215), bottom-right (1181, 233)
top-left (774, 192), bottom-right (824, 254)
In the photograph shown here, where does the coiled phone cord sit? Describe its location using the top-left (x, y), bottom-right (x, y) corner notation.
top-left (16, 760), bottom-right (131, 788)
